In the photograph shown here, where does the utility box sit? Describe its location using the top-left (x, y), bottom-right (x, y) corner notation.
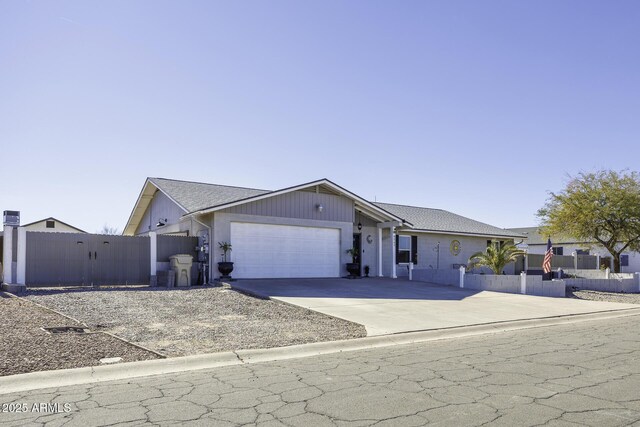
top-left (169, 254), bottom-right (193, 287)
top-left (3, 211), bottom-right (20, 227)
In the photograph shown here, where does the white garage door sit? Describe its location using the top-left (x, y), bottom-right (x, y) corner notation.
top-left (230, 222), bottom-right (340, 278)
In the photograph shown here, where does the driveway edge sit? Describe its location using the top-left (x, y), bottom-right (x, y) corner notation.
top-left (2, 307), bottom-right (640, 395)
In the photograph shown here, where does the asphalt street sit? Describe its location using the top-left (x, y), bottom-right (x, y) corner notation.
top-left (2, 314), bottom-right (640, 426)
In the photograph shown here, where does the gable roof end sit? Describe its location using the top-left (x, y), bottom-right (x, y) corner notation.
top-left (185, 178), bottom-right (406, 224)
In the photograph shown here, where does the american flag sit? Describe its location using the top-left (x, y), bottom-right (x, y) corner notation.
top-left (542, 238), bottom-right (553, 274)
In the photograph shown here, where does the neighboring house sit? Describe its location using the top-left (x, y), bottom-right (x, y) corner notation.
top-left (124, 177), bottom-right (523, 280)
top-left (22, 217), bottom-right (86, 233)
top-left (508, 227), bottom-right (640, 273)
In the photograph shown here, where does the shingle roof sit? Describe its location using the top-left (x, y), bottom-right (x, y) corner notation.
top-left (507, 227), bottom-right (593, 245)
top-left (146, 178), bottom-right (523, 239)
top-left (375, 202), bottom-right (525, 239)
top-left (149, 178), bottom-right (271, 213)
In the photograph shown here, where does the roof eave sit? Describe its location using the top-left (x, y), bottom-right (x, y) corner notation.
top-left (399, 228), bottom-right (525, 239)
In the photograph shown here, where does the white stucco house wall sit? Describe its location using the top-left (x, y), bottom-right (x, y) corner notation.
top-left (123, 177), bottom-right (524, 281)
top-left (509, 227), bottom-right (640, 273)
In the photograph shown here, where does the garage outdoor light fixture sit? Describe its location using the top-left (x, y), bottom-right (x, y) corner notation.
top-left (156, 218), bottom-right (168, 227)
top-left (357, 211), bottom-right (362, 231)
top-left (316, 204), bottom-right (323, 212)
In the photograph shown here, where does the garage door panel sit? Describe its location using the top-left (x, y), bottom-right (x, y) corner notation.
top-left (230, 222), bottom-right (340, 278)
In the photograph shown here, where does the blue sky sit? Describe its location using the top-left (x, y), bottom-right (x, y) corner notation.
top-left (1, 1), bottom-right (639, 233)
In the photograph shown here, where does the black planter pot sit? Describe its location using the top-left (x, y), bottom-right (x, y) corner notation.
top-left (218, 262), bottom-right (234, 279)
top-left (346, 263), bottom-right (360, 278)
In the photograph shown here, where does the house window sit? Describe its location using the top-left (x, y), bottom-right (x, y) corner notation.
top-left (396, 235), bottom-right (418, 264)
top-left (576, 249), bottom-right (590, 255)
top-left (397, 236), bottom-right (411, 263)
top-left (621, 254), bottom-right (629, 267)
top-left (552, 247), bottom-right (563, 255)
top-left (46, 220), bottom-right (55, 229)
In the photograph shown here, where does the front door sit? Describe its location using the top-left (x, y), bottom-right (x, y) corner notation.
top-left (352, 233), bottom-right (362, 276)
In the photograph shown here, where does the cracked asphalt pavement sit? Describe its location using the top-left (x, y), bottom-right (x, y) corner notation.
top-left (2, 314), bottom-right (640, 426)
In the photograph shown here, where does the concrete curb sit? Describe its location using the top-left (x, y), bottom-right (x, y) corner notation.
top-left (2, 307), bottom-right (640, 395)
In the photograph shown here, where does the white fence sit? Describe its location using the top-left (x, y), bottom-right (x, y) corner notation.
top-left (412, 265), bottom-right (640, 296)
top-left (411, 266), bottom-right (565, 297)
top-left (564, 274), bottom-right (640, 293)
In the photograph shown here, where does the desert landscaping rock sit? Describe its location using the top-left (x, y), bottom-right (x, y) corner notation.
top-left (567, 288), bottom-right (640, 304)
top-left (24, 286), bottom-right (366, 357)
top-left (0, 297), bottom-right (160, 377)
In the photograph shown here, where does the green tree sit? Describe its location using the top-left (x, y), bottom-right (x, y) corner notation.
top-left (537, 170), bottom-right (640, 273)
top-left (468, 242), bottom-right (525, 274)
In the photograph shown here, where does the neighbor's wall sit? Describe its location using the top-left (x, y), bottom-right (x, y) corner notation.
top-left (135, 191), bottom-right (187, 236)
top-left (527, 243), bottom-right (640, 274)
top-left (564, 274), bottom-right (640, 293)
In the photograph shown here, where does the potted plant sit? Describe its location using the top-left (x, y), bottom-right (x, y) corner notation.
top-left (364, 265), bottom-right (370, 277)
top-left (346, 248), bottom-right (360, 278)
top-left (217, 241), bottom-right (234, 279)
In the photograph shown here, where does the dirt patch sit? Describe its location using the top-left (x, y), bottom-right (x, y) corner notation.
top-left (0, 297), bottom-right (160, 377)
top-left (24, 286), bottom-right (367, 357)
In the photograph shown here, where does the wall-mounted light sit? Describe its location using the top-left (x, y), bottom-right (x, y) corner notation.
top-left (156, 218), bottom-right (168, 227)
top-left (357, 210), bottom-right (362, 231)
top-left (316, 204), bottom-right (324, 213)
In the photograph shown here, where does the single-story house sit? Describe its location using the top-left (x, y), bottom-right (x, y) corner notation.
top-left (21, 217), bottom-right (86, 233)
top-left (124, 177), bottom-right (524, 280)
top-left (508, 227), bottom-right (640, 273)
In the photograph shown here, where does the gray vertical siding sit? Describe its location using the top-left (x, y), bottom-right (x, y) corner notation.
top-left (135, 190), bottom-right (186, 235)
top-left (222, 190), bottom-right (354, 223)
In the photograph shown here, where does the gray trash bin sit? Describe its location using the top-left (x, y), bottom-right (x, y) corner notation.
top-left (169, 254), bottom-right (193, 287)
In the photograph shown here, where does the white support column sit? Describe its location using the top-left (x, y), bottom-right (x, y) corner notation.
top-left (573, 251), bottom-right (578, 270)
top-left (149, 232), bottom-right (157, 286)
top-left (520, 271), bottom-right (527, 294)
top-left (459, 266), bottom-right (465, 288)
top-left (408, 263), bottom-right (413, 281)
top-left (635, 272), bottom-right (640, 293)
top-left (524, 253), bottom-right (529, 272)
top-left (605, 267), bottom-right (610, 279)
top-left (377, 227), bottom-right (383, 277)
top-left (2, 225), bottom-right (13, 284)
top-left (391, 226), bottom-right (397, 279)
top-left (595, 254), bottom-right (600, 270)
top-left (16, 227), bottom-right (26, 285)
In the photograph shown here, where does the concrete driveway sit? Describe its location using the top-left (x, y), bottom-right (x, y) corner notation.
top-left (231, 278), bottom-right (639, 335)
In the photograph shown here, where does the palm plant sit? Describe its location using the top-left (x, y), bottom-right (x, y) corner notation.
top-left (468, 241), bottom-right (525, 274)
top-left (218, 241), bottom-right (232, 262)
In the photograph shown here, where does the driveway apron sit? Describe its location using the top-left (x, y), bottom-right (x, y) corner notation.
top-left (231, 278), bottom-right (638, 335)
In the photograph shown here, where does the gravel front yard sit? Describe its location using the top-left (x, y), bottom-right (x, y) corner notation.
top-left (567, 288), bottom-right (640, 304)
top-left (24, 286), bottom-right (367, 357)
top-left (0, 295), bottom-right (160, 377)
